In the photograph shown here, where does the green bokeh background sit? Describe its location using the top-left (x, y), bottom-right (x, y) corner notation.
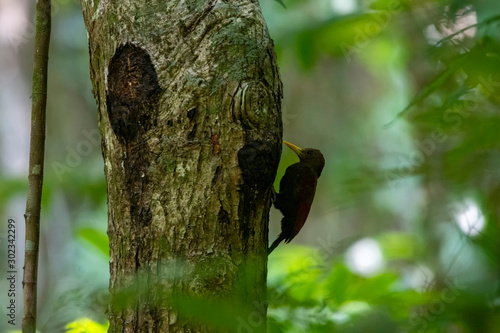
top-left (2, 0), bottom-right (500, 331)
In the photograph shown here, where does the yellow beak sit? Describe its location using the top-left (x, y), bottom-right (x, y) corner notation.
top-left (283, 141), bottom-right (303, 158)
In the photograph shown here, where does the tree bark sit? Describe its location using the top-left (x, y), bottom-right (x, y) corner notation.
top-left (23, 0), bottom-right (51, 331)
top-left (81, 0), bottom-right (282, 331)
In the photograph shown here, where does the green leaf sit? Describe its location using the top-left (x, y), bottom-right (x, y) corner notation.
top-left (65, 317), bottom-right (109, 333)
top-left (78, 228), bottom-right (109, 257)
top-left (385, 65), bottom-right (457, 128)
top-left (378, 232), bottom-right (420, 260)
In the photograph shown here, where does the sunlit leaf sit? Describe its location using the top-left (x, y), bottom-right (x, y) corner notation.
top-left (78, 228), bottom-right (110, 257)
top-left (378, 232), bottom-right (420, 260)
top-left (65, 317), bottom-right (109, 333)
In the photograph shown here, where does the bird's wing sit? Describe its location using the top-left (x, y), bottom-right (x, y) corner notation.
top-left (275, 163), bottom-right (317, 243)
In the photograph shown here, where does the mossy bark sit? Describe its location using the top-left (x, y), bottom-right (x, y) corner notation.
top-left (81, 0), bottom-right (282, 332)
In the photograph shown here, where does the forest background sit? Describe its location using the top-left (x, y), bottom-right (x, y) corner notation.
top-left (1, 0), bottom-right (500, 331)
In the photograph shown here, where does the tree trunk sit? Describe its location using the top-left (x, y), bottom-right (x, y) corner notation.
top-left (23, 0), bottom-right (51, 331)
top-left (81, 0), bottom-right (282, 331)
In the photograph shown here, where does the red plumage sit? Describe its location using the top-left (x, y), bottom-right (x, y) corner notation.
top-left (268, 142), bottom-right (325, 254)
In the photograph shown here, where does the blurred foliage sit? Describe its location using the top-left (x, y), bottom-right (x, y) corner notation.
top-left (2, 0), bottom-right (500, 331)
top-left (263, 0), bottom-right (500, 331)
top-left (65, 317), bottom-right (108, 333)
top-left (78, 228), bottom-right (110, 258)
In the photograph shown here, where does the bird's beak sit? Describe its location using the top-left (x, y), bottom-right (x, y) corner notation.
top-left (283, 141), bottom-right (304, 158)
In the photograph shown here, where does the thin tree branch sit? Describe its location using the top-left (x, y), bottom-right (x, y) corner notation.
top-left (23, 0), bottom-right (51, 331)
top-left (434, 14), bottom-right (500, 47)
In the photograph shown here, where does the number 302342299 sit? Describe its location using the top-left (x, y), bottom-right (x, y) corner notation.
top-left (7, 219), bottom-right (16, 267)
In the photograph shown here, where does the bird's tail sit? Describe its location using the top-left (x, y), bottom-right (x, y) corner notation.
top-left (268, 233), bottom-right (285, 255)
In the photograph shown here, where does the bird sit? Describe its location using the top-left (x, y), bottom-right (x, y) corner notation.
top-left (268, 141), bottom-right (325, 255)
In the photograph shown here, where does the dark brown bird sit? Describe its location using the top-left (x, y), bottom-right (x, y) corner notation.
top-left (268, 141), bottom-right (325, 254)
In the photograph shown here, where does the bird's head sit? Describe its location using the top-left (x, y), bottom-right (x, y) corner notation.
top-left (284, 141), bottom-right (325, 178)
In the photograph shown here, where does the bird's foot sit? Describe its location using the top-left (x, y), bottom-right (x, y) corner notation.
top-left (270, 187), bottom-right (277, 203)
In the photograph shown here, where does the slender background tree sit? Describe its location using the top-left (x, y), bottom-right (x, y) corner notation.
top-left (22, 0), bottom-right (51, 332)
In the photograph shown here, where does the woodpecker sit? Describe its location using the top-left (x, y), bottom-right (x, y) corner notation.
top-left (268, 141), bottom-right (325, 255)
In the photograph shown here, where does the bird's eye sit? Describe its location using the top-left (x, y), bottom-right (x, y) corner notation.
top-left (307, 150), bottom-right (313, 155)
